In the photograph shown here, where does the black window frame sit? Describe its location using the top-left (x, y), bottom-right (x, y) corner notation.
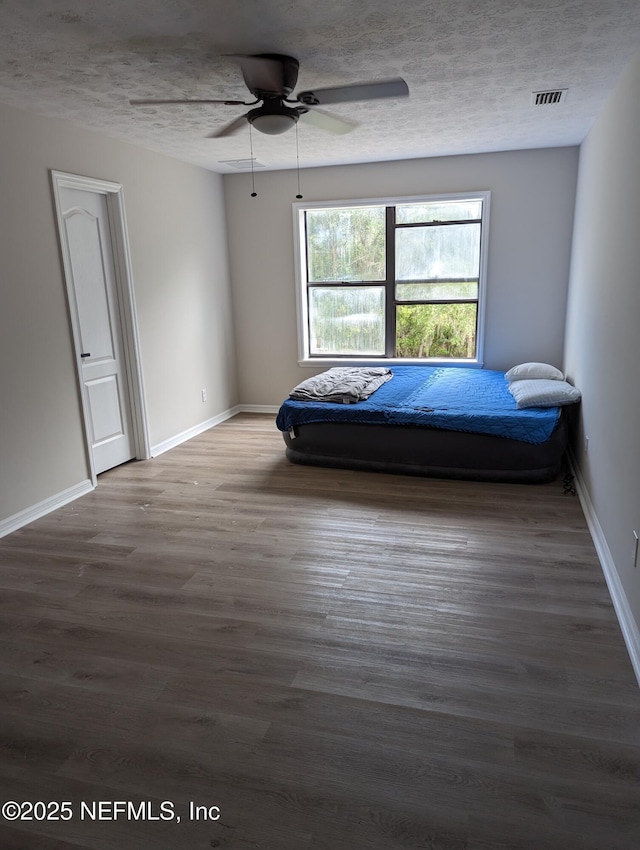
top-left (294, 192), bottom-right (489, 365)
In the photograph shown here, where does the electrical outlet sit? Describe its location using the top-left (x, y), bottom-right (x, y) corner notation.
top-left (201, 388), bottom-right (207, 403)
top-left (633, 531), bottom-right (639, 568)
top-left (584, 435), bottom-right (589, 454)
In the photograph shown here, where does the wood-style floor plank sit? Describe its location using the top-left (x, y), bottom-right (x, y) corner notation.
top-left (0, 413), bottom-right (639, 849)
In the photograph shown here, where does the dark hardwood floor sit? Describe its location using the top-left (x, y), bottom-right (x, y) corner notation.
top-left (1, 413), bottom-right (639, 849)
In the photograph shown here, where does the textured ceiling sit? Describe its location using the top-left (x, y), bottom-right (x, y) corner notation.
top-left (1, 1), bottom-right (639, 173)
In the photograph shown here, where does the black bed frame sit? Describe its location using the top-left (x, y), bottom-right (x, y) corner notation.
top-left (282, 414), bottom-right (569, 484)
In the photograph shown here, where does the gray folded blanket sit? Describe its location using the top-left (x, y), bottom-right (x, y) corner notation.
top-left (289, 367), bottom-right (392, 404)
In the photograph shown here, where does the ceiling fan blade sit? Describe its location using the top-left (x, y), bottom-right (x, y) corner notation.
top-left (207, 114), bottom-right (248, 138)
top-left (296, 77), bottom-right (409, 106)
top-left (299, 107), bottom-right (358, 135)
top-left (130, 98), bottom-right (248, 106)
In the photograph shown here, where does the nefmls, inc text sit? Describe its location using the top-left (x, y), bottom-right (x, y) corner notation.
top-left (79, 801), bottom-right (221, 821)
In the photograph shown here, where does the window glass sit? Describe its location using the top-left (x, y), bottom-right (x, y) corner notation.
top-left (306, 207), bottom-right (385, 282)
top-left (395, 303), bottom-right (477, 358)
top-left (296, 193), bottom-right (488, 362)
top-left (396, 281), bottom-right (478, 302)
top-left (309, 286), bottom-right (385, 355)
top-left (395, 223), bottom-right (481, 281)
top-left (396, 200), bottom-right (482, 224)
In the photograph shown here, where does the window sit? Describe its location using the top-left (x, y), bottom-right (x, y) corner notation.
top-left (294, 193), bottom-right (489, 364)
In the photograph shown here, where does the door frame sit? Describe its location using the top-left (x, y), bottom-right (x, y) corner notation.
top-left (51, 170), bottom-right (150, 484)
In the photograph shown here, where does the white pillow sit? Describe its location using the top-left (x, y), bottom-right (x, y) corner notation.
top-left (505, 362), bottom-right (564, 382)
top-left (508, 379), bottom-right (581, 409)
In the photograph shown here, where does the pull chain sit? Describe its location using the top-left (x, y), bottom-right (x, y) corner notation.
top-left (295, 122), bottom-right (303, 199)
top-left (249, 124), bottom-right (257, 197)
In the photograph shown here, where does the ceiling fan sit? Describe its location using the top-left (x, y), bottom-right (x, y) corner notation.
top-left (130, 53), bottom-right (409, 137)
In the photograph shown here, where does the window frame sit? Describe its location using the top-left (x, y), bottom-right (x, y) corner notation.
top-left (293, 191), bottom-right (490, 367)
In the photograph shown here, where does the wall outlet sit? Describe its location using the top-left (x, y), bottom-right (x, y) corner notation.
top-left (584, 435), bottom-right (589, 454)
top-left (201, 388), bottom-right (207, 402)
top-left (633, 531), bottom-right (639, 568)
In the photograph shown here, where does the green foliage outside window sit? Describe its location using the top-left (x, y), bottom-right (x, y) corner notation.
top-left (396, 304), bottom-right (477, 358)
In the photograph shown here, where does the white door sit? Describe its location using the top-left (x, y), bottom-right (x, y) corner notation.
top-left (58, 186), bottom-right (136, 474)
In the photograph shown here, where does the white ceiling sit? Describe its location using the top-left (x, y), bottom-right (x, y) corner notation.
top-left (1, 1), bottom-right (639, 173)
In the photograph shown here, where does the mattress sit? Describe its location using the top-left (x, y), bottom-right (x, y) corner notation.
top-left (276, 365), bottom-right (570, 483)
top-left (277, 366), bottom-right (560, 443)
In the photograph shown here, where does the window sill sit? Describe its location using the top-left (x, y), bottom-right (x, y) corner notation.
top-left (297, 357), bottom-right (483, 369)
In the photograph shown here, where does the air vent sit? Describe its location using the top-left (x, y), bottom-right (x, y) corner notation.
top-left (218, 158), bottom-right (267, 170)
top-left (531, 89), bottom-right (568, 106)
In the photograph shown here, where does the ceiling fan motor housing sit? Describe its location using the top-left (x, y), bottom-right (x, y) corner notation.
top-left (249, 53), bottom-right (299, 97)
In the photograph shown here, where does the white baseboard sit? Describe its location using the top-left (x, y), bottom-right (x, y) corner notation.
top-left (1, 409), bottom-right (279, 539)
top-left (0, 479), bottom-right (94, 539)
top-left (568, 451), bottom-right (640, 686)
top-left (150, 405), bottom-right (280, 456)
top-left (238, 404), bottom-right (279, 414)
top-left (150, 405), bottom-right (244, 457)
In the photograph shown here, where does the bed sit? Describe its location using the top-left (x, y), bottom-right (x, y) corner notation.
top-left (275, 365), bottom-right (577, 483)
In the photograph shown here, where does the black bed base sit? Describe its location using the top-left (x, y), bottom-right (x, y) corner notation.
top-left (282, 417), bottom-right (568, 484)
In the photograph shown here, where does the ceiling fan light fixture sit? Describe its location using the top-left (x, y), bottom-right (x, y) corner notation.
top-left (247, 101), bottom-right (300, 135)
top-left (249, 113), bottom-right (298, 135)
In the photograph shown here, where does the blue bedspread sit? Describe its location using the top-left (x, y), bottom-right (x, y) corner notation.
top-left (276, 366), bottom-right (560, 444)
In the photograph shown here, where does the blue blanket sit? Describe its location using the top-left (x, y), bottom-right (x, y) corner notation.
top-left (276, 366), bottom-right (560, 444)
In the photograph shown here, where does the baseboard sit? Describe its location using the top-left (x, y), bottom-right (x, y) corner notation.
top-left (150, 405), bottom-right (245, 457)
top-left (568, 450), bottom-right (640, 686)
top-left (150, 405), bottom-right (281, 456)
top-left (238, 404), bottom-right (279, 414)
top-left (0, 408), bottom-right (275, 538)
top-left (0, 479), bottom-right (94, 539)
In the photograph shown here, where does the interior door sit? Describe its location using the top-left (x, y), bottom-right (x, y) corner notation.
top-left (58, 186), bottom-right (136, 474)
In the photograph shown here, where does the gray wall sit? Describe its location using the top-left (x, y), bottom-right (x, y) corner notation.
top-left (564, 49), bottom-right (640, 641)
top-left (224, 147), bottom-right (579, 405)
top-left (0, 101), bottom-right (238, 525)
